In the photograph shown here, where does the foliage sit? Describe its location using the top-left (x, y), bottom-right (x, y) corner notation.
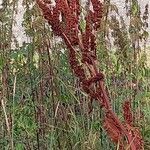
top-left (0, 0), bottom-right (150, 149)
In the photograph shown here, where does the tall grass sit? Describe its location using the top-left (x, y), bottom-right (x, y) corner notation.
top-left (0, 0), bottom-right (150, 149)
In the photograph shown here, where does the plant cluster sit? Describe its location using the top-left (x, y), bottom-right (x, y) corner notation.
top-left (37, 0), bottom-right (144, 149)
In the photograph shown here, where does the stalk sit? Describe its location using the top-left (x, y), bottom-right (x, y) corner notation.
top-left (36, 0), bottom-right (143, 149)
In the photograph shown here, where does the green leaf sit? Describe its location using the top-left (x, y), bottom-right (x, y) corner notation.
top-left (16, 143), bottom-right (24, 150)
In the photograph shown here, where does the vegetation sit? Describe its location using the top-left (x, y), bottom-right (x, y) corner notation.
top-left (0, 0), bottom-right (150, 149)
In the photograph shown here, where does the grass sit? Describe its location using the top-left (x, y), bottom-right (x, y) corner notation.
top-left (0, 0), bottom-right (150, 149)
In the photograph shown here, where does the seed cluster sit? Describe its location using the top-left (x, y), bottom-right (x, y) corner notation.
top-left (37, 0), bottom-right (143, 149)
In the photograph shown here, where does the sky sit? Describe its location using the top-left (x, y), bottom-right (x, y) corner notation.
top-left (1, 0), bottom-right (150, 47)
